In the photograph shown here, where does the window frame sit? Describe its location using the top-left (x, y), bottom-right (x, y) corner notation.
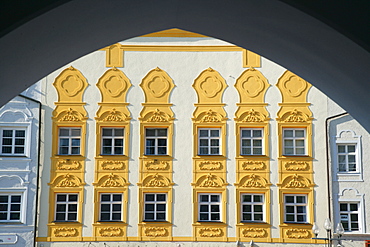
top-left (282, 128), bottom-right (306, 156)
top-left (58, 127), bottom-right (81, 155)
top-left (240, 128), bottom-right (264, 156)
top-left (144, 128), bottom-right (168, 156)
top-left (336, 143), bottom-right (359, 173)
top-left (99, 193), bottom-right (123, 222)
top-left (284, 194), bottom-right (308, 223)
top-left (339, 201), bottom-right (362, 233)
top-left (0, 193), bottom-right (23, 223)
top-left (198, 193), bottom-right (222, 222)
top-left (0, 127), bottom-right (27, 156)
top-left (54, 193), bottom-right (79, 222)
top-left (143, 193), bottom-right (167, 222)
top-left (240, 193), bottom-right (265, 223)
top-left (198, 128), bottom-right (221, 156)
top-left (101, 127), bottom-right (125, 155)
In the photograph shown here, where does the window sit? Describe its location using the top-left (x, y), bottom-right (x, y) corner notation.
top-left (101, 128), bottom-right (124, 155)
top-left (240, 128), bottom-right (263, 155)
top-left (337, 144), bottom-right (357, 172)
top-left (284, 194), bottom-right (307, 223)
top-left (58, 128), bottom-right (81, 155)
top-left (0, 194), bottom-right (22, 222)
top-left (144, 193), bottom-right (166, 221)
top-left (340, 202), bottom-right (360, 232)
top-left (198, 193), bottom-right (221, 222)
top-left (100, 193), bottom-right (122, 221)
top-left (145, 128), bottom-right (167, 155)
top-left (0, 128), bottom-right (26, 155)
top-left (283, 128), bottom-right (306, 155)
top-left (241, 194), bottom-right (264, 222)
top-left (198, 128), bottom-right (221, 155)
top-left (55, 193), bottom-right (78, 221)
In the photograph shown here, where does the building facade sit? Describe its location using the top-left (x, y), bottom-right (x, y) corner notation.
top-left (32, 30), bottom-right (370, 246)
top-left (0, 83), bottom-right (41, 246)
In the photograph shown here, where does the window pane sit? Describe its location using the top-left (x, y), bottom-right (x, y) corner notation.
top-left (253, 148), bottom-right (262, 155)
top-left (114, 147), bottom-right (123, 154)
top-left (114, 129), bottom-right (124, 136)
top-left (199, 147), bottom-right (208, 155)
top-left (241, 148), bottom-right (251, 155)
top-left (296, 148), bottom-right (305, 155)
top-left (112, 213), bottom-right (121, 220)
top-left (68, 213), bottom-right (77, 221)
top-left (241, 130), bottom-right (251, 137)
top-left (242, 195), bottom-right (252, 202)
top-left (157, 194), bottom-right (166, 201)
top-left (284, 140), bottom-right (293, 147)
top-left (10, 204), bottom-right (20, 211)
top-left (0, 213), bottom-right (7, 220)
top-left (69, 194), bottom-right (78, 201)
top-left (286, 206), bottom-right (294, 213)
top-left (297, 215), bottom-right (306, 222)
top-left (200, 205), bottom-right (208, 212)
top-left (297, 196), bottom-right (306, 203)
top-left (157, 129), bottom-right (167, 137)
top-left (210, 139), bottom-right (219, 146)
top-left (71, 129), bottom-right (81, 136)
top-left (156, 204), bottom-right (165, 211)
top-left (71, 147), bottom-right (80, 154)
top-left (113, 194), bottom-right (122, 201)
top-left (59, 129), bottom-right (69, 136)
top-left (254, 205), bottom-right (263, 212)
top-left (350, 204), bottom-right (358, 211)
top-left (157, 139), bottom-right (167, 146)
top-left (210, 147), bottom-right (219, 154)
top-left (348, 145), bottom-right (356, 152)
top-left (68, 204), bottom-right (77, 211)
top-left (210, 213), bottom-right (220, 221)
top-left (253, 140), bottom-right (262, 147)
top-left (338, 145), bottom-right (345, 153)
top-left (200, 195), bottom-right (209, 202)
top-left (340, 204), bottom-right (348, 211)
top-left (56, 204), bottom-right (66, 212)
top-left (157, 147), bottom-right (167, 154)
top-left (14, 139), bottom-right (25, 145)
top-left (243, 205), bottom-right (251, 212)
top-left (242, 139), bottom-right (251, 147)
top-left (145, 213), bottom-right (154, 220)
top-left (57, 194), bottom-right (67, 202)
top-left (102, 139), bottom-right (112, 146)
top-left (284, 130), bottom-right (293, 137)
top-left (114, 139), bottom-right (123, 146)
top-left (255, 214), bottom-right (263, 221)
top-left (211, 205), bottom-right (219, 212)
top-left (200, 213), bottom-right (208, 221)
top-left (286, 214), bottom-right (294, 222)
top-left (199, 130), bottom-right (208, 137)
top-left (71, 139), bottom-right (80, 146)
top-left (243, 213), bottom-right (252, 221)
top-left (102, 128), bottom-right (113, 136)
top-left (210, 130), bottom-right (219, 137)
top-left (210, 195), bottom-right (220, 202)
top-left (253, 130), bottom-right (262, 137)
top-left (296, 140), bottom-right (305, 147)
top-left (100, 213), bottom-right (110, 221)
top-left (145, 204), bottom-right (154, 211)
top-left (295, 130), bottom-right (305, 137)
top-left (199, 139), bottom-right (208, 146)
top-left (55, 213), bottom-right (65, 221)
top-left (0, 204), bottom-right (7, 211)
top-left (156, 213), bottom-right (166, 220)
top-left (146, 129), bottom-right (156, 136)
top-left (112, 204), bottom-right (121, 211)
top-left (11, 196), bottom-right (21, 203)
top-left (145, 194), bottom-right (155, 201)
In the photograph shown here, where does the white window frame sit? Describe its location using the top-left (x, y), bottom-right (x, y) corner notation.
top-left (143, 193), bottom-right (167, 222)
top-left (240, 128), bottom-right (264, 155)
top-left (144, 128), bottom-right (168, 155)
top-left (101, 127), bottom-right (124, 155)
top-left (198, 128), bottom-right (221, 155)
top-left (99, 193), bottom-right (123, 222)
top-left (240, 193), bottom-right (265, 222)
top-left (337, 143), bottom-right (358, 173)
top-left (54, 193), bottom-right (78, 222)
top-left (283, 128), bottom-right (306, 156)
top-left (58, 127), bottom-right (81, 155)
top-left (339, 201), bottom-right (361, 232)
top-left (284, 194), bottom-right (308, 223)
top-left (0, 192), bottom-right (24, 223)
top-left (0, 127), bottom-right (27, 156)
top-left (198, 193), bottom-right (222, 222)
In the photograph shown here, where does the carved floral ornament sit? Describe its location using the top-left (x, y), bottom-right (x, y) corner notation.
top-left (56, 160), bottom-right (81, 170)
top-left (101, 108), bottom-right (128, 122)
top-left (282, 109), bottom-right (310, 123)
top-left (196, 174), bottom-right (225, 187)
top-left (241, 228), bottom-right (267, 238)
top-left (143, 174), bottom-right (171, 187)
top-left (239, 174), bottom-right (268, 188)
top-left (285, 228), bottom-right (310, 239)
top-left (51, 174), bottom-right (83, 187)
top-left (99, 227), bottom-right (123, 237)
top-left (53, 227), bottom-right (78, 237)
top-left (142, 109), bottom-right (173, 122)
top-left (284, 161), bottom-right (309, 171)
top-left (145, 160), bottom-right (169, 170)
top-left (240, 109), bottom-right (266, 122)
top-left (197, 109), bottom-right (224, 123)
top-left (56, 108), bottom-right (85, 122)
top-left (144, 227), bottom-right (168, 237)
top-left (241, 161), bottom-right (265, 170)
top-left (101, 160), bottom-right (125, 170)
top-left (199, 161), bottom-right (222, 170)
top-left (281, 174), bottom-right (313, 188)
top-left (198, 227), bottom-right (223, 237)
top-left (98, 173), bottom-right (127, 187)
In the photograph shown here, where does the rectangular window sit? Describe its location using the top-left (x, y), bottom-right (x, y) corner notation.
top-left (55, 193), bottom-right (78, 222)
top-left (283, 128), bottom-right (306, 155)
top-left (144, 193), bottom-right (166, 221)
top-left (198, 193), bottom-right (221, 222)
top-left (145, 128), bottom-right (167, 155)
top-left (340, 202), bottom-right (360, 232)
top-left (198, 128), bottom-right (221, 155)
top-left (58, 128), bottom-right (81, 155)
top-left (240, 128), bottom-right (263, 155)
top-left (284, 194), bottom-right (307, 223)
top-left (241, 194), bottom-right (264, 222)
top-left (337, 144), bottom-right (357, 172)
top-left (101, 128), bottom-right (124, 155)
top-left (100, 193), bottom-right (122, 221)
top-left (0, 128), bottom-right (26, 155)
top-left (0, 194), bottom-right (22, 222)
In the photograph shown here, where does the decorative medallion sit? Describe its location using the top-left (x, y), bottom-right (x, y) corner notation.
top-left (54, 227), bottom-right (78, 237)
top-left (56, 160), bottom-right (81, 170)
top-left (99, 227), bottom-right (123, 237)
top-left (199, 161), bottom-right (222, 170)
top-left (241, 228), bottom-right (267, 238)
top-left (101, 160), bottom-right (125, 170)
top-left (284, 161), bottom-right (309, 171)
top-left (286, 228), bottom-right (310, 239)
top-left (144, 227), bottom-right (168, 237)
top-left (145, 160), bottom-right (169, 170)
top-left (282, 75), bottom-right (308, 98)
top-left (198, 227), bottom-right (223, 237)
top-left (241, 161), bottom-right (265, 170)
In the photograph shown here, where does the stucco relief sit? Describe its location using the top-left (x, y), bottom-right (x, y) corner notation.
top-left (281, 174), bottom-right (313, 188)
top-left (145, 160), bottom-right (169, 170)
top-left (99, 227), bottom-right (123, 237)
top-left (56, 160), bottom-right (81, 170)
top-left (55, 108), bottom-right (85, 122)
top-left (241, 228), bottom-right (267, 238)
top-left (142, 109), bottom-right (173, 122)
top-left (285, 228), bottom-right (310, 239)
top-left (239, 174), bottom-right (268, 188)
top-left (198, 227), bottom-right (223, 237)
top-left (97, 174), bottom-right (128, 187)
top-left (53, 227), bottom-right (78, 237)
top-left (193, 68), bottom-right (227, 103)
top-left (100, 109), bottom-right (128, 122)
top-left (53, 67), bottom-right (88, 102)
top-left (284, 161), bottom-right (309, 171)
top-left (282, 109), bottom-right (310, 123)
top-left (0, 175), bottom-right (25, 188)
top-left (142, 174), bottom-right (172, 187)
top-left (199, 161), bottom-right (223, 170)
top-left (144, 227), bottom-right (168, 237)
top-left (140, 67), bottom-right (174, 101)
top-left (196, 174), bottom-right (225, 188)
top-left (51, 174), bottom-right (83, 187)
top-left (101, 160), bottom-right (125, 170)
top-left (241, 161), bottom-right (265, 171)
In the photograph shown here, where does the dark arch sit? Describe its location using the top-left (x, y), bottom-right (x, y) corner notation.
top-left (1, 0), bottom-right (370, 131)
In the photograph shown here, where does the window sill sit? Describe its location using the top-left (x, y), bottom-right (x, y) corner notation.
top-left (52, 221), bottom-right (80, 223)
top-left (0, 155), bottom-right (28, 157)
top-left (0, 221), bottom-right (24, 224)
top-left (97, 220), bottom-right (124, 223)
